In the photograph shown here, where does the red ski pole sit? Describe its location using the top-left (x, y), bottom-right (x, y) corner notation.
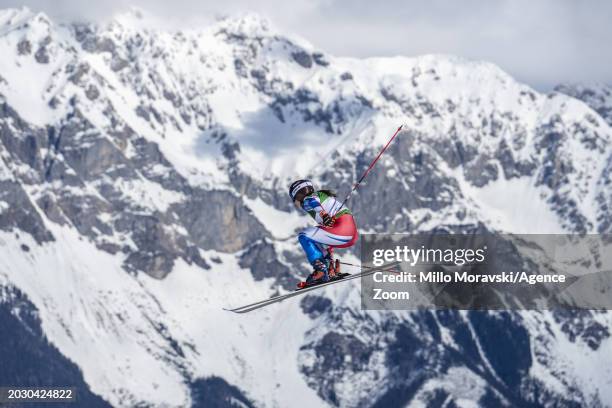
top-left (338, 124), bottom-right (404, 209)
top-left (311, 125), bottom-right (404, 239)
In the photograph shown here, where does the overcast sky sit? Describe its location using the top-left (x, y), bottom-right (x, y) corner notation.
top-left (2, 0), bottom-right (611, 90)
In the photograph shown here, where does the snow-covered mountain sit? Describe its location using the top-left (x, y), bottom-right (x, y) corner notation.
top-left (1, 6), bottom-right (612, 407)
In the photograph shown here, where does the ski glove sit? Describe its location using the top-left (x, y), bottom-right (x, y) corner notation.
top-left (320, 210), bottom-right (335, 227)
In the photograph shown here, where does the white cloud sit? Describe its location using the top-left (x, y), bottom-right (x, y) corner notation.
top-left (1, 0), bottom-right (610, 89)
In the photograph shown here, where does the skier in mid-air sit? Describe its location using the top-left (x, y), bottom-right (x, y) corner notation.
top-left (227, 126), bottom-right (402, 312)
top-left (289, 179), bottom-right (358, 288)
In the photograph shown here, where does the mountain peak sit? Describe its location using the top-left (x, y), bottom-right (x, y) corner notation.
top-left (105, 6), bottom-right (172, 32)
top-left (0, 6), bottom-right (32, 25)
top-left (214, 12), bottom-right (273, 37)
top-left (0, 7), bottom-right (52, 32)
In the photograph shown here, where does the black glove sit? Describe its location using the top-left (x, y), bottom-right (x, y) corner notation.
top-left (320, 211), bottom-right (335, 227)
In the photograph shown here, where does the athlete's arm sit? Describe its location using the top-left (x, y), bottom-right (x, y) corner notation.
top-left (302, 195), bottom-right (334, 226)
top-left (302, 195), bottom-right (323, 212)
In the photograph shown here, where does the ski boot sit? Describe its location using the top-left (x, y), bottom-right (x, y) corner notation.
top-left (330, 259), bottom-right (340, 277)
top-left (327, 257), bottom-right (342, 279)
top-left (297, 259), bottom-right (330, 289)
top-left (325, 248), bottom-right (337, 279)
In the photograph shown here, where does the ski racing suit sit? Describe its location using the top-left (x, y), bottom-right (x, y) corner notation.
top-left (298, 191), bottom-right (358, 267)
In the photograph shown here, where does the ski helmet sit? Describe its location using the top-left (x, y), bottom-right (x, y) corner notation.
top-left (289, 179), bottom-right (314, 201)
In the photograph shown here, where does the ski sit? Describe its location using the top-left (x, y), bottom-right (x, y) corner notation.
top-left (224, 262), bottom-right (400, 314)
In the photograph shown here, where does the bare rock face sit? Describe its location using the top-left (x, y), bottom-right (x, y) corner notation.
top-left (174, 189), bottom-right (267, 253)
top-left (291, 51), bottom-right (312, 69)
top-left (17, 38), bottom-right (31, 55)
top-left (238, 238), bottom-right (294, 289)
top-left (0, 178), bottom-right (53, 244)
top-left (0, 84), bottom-right (267, 279)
